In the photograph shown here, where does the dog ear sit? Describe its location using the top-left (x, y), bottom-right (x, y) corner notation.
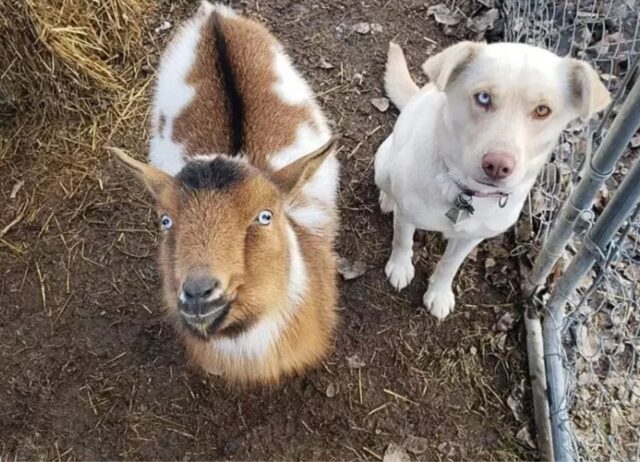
top-left (421, 41), bottom-right (485, 91)
top-left (567, 59), bottom-right (611, 119)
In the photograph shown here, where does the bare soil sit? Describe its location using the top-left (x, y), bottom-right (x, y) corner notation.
top-left (0, 1), bottom-right (536, 460)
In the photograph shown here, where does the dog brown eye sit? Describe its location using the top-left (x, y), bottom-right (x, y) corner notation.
top-left (533, 105), bottom-right (551, 119)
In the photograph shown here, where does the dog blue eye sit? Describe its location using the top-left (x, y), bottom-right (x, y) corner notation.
top-left (257, 210), bottom-right (272, 226)
top-left (160, 214), bottom-right (173, 230)
top-left (475, 91), bottom-right (492, 108)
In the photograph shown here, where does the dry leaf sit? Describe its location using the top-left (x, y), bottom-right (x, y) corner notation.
top-left (427, 4), bottom-right (462, 26)
top-left (383, 443), bottom-right (410, 462)
top-left (466, 8), bottom-right (499, 33)
top-left (371, 23), bottom-right (383, 33)
top-left (337, 257), bottom-right (367, 280)
top-left (579, 324), bottom-right (601, 361)
top-left (516, 426), bottom-right (536, 449)
top-left (494, 311), bottom-right (520, 332)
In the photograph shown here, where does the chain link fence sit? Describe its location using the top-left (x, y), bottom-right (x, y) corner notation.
top-left (500, 0), bottom-right (640, 460)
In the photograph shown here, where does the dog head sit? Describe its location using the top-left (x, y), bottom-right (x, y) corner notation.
top-left (424, 42), bottom-right (611, 194)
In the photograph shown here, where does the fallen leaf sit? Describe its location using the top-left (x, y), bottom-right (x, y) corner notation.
top-left (485, 257), bottom-right (496, 270)
top-left (337, 257), bottom-right (367, 280)
top-left (371, 23), bottom-right (383, 33)
top-left (325, 382), bottom-right (337, 398)
top-left (371, 97), bottom-right (390, 112)
top-left (507, 386), bottom-right (526, 422)
top-left (427, 4), bottom-right (462, 26)
top-left (516, 426), bottom-right (536, 449)
top-left (383, 443), bottom-right (410, 462)
top-left (346, 353), bottom-right (366, 369)
top-left (466, 8), bottom-right (499, 33)
top-left (579, 324), bottom-right (601, 361)
top-left (353, 22), bottom-right (370, 34)
top-left (494, 311), bottom-right (520, 332)
top-left (10, 180), bottom-right (24, 199)
top-left (402, 435), bottom-right (429, 455)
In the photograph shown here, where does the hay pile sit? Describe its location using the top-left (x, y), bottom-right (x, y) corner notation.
top-left (1, 0), bottom-right (154, 166)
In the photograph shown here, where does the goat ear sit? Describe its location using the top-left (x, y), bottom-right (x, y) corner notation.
top-left (272, 137), bottom-right (337, 196)
top-left (109, 147), bottom-right (173, 200)
top-left (567, 59), bottom-right (611, 119)
top-left (421, 41), bottom-right (484, 91)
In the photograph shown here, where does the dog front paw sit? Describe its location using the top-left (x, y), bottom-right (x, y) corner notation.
top-left (379, 191), bottom-right (395, 214)
top-left (423, 285), bottom-right (455, 320)
top-left (385, 254), bottom-right (414, 291)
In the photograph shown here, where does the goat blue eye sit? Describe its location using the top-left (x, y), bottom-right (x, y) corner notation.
top-left (257, 210), bottom-right (272, 225)
top-left (160, 214), bottom-right (173, 230)
top-left (475, 91), bottom-right (492, 107)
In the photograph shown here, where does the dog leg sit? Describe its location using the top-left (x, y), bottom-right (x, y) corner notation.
top-left (379, 191), bottom-right (395, 214)
top-left (423, 237), bottom-right (481, 319)
top-left (385, 212), bottom-right (416, 291)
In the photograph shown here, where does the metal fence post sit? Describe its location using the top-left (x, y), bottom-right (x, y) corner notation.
top-left (543, 153), bottom-right (640, 462)
top-left (524, 68), bottom-right (640, 296)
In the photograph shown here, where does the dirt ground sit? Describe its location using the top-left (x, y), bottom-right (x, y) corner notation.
top-left (1, 1), bottom-right (537, 460)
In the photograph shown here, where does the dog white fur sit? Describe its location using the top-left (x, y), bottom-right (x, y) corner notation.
top-left (375, 41), bottom-right (611, 319)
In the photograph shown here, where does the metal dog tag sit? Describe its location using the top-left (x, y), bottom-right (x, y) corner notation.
top-left (445, 193), bottom-right (475, 224)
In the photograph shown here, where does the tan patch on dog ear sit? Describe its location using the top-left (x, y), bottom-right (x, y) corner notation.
top-left (421, 41), bottom-right (484, 91)
top-left (568, 59), bottom-right (611, 119)
top-left (271, 137), bottom-right (336, 196)
top-left (110, 147), bottom-right (174, 203)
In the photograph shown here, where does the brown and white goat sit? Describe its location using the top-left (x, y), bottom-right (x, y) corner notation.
top-left (113, 1), bottom-right (339, 385)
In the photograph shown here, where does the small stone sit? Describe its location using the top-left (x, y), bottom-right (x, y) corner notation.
top-left (347, 353), bottom-right (366, 369)
top-left (469, 346), bottom-right (477, 355)
top-left (325, 382), bottom-right (337, 398)
top-left (10, 180), bottom-right (24, 199)
top-left (371, 97), bottom-right (390, 112)
top-left (154, 21), bottom-right (171, 33)
top-left (402, 435), bottom-right (429, 455)
top-left (630, 135), bottom-right (640, 149)
top-left (353, 22), bottom-right (370, 34)
top-left (371, 23), bottom-right (383, 33)
top-left (318, 57), bottom-right (334, 69)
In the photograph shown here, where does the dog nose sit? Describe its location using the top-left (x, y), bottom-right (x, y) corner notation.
top-left (181, 275), bottom-right (220, 305)
top-left (482, 152), bottom-right (516, 180)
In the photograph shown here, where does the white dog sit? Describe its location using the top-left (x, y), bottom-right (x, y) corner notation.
top-left (375, 41), bottom-right (611, 319)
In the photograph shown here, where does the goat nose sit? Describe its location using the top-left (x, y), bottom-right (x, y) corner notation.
top-left (482, 152), bottom-right (516, 180)
top-left (181, 275), bottom-right (220, 304)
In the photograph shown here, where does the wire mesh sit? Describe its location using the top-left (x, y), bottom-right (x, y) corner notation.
top-left (501, 0), bottom-right (640, 459)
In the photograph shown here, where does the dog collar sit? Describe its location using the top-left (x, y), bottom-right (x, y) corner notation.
top-left (445, 182), bottom-right (510, 224)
